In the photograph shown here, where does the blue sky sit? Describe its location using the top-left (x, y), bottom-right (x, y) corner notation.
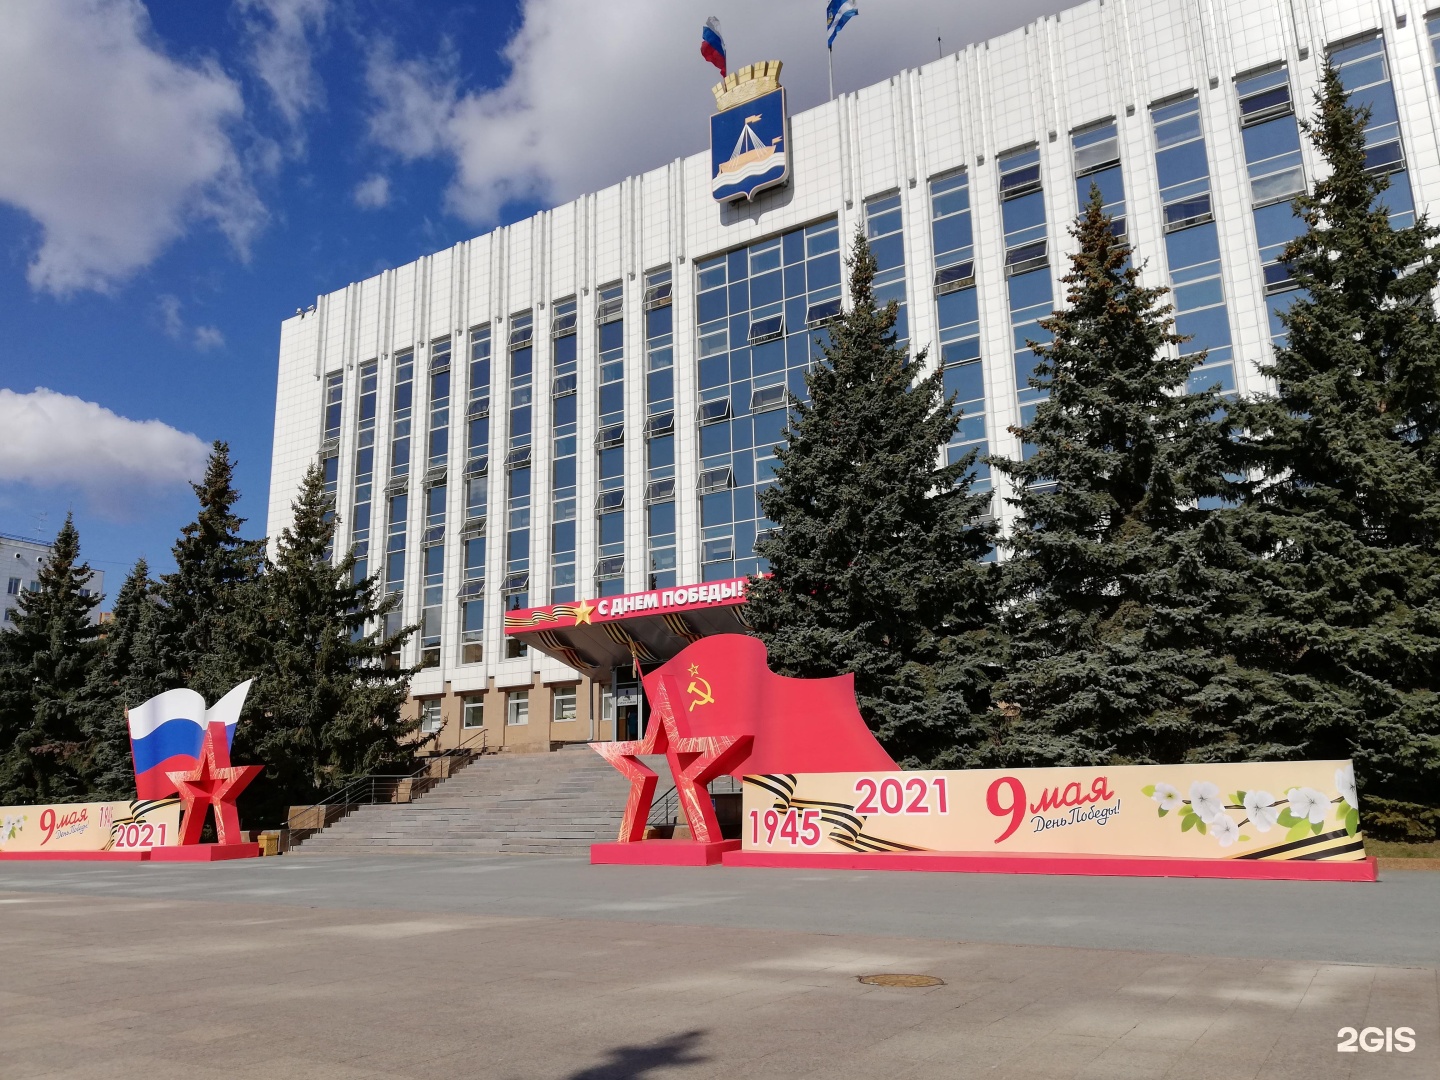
top-left (0, 0), bottom-right (1064, 599)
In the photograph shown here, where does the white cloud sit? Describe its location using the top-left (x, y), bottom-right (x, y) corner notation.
top-left (237, 0), bottom-right (329, 134)
top-left (353, 173), bottom-right (391, 210)
top-left (0, 0), bottom-right (265, 295)
top-left (364, 0), bottom-right (1070, 226)
top-left (0, 388), bottom-right (210, 517)
top-left (193, 325), bottom-right (226, 351)
top-left (157, 293), bottom-right (185, 339)
top-left (156, 293), bottom-right (223, 349)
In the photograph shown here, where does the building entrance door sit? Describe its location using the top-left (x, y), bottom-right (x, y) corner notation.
top-left (615, 681), bottom-right (641, 741)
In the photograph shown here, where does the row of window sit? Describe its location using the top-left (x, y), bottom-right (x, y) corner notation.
top-left (417, 686), bottom-right (581, 730)
top-left (318, 31), bottom-right (1418, 667)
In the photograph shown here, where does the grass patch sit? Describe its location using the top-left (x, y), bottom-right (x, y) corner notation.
top-left (1365, 839), bottom-right (1440, 859)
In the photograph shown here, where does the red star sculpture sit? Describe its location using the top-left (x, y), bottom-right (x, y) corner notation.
top-left (592, 674), bottom-right (751, 845)
top-left (165, 721), bottom-right (262, 846)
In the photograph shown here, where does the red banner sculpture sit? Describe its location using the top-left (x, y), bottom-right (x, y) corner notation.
top-left (157, 721), bottom-right (262, 855)
top-left (592, 635), bottom-right (1376, 880)
top-left (591, 634), bottom-right (896, 865)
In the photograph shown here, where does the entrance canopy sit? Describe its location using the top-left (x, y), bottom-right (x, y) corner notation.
top-left (503, 577), bottom-right (754, 678)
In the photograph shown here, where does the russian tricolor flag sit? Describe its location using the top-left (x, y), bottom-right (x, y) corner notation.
top-left (701, 17), bottom-right (726, 77)
top-left (128, 681), bottom-right (252, 800)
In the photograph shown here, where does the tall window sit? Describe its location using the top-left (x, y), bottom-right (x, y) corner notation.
top-left (1072, 120), bottom-right (1125, 236)
top-left (507, 690), bottom-right (529, 726)
top-left (595, 283), bottom-right (626, 596)
top-left (553, 687), bottom-right (578, 722)
top-left (504, 313), bottom-right (533, 655)
top-left (417, 339), bottom-right (451, 668)
top-left (864, 192), bottom-right (908, 346)
top-left (463, 695), bottom-right (485, 728)
top-left (418, 483), bottom-right (445, 669)
top-left (1151, 93), bottom-right (1237, 393)
top-left (1330, 34), bottom-right (1414, 227)
top-left (389, 351), bottom-right (414, 480)
top-left (426, 338), bottom-right (451, 471)
top-left (643, 267), bottom-right (677, 589)
top-left (999, 146), bottom-right (1048, 271)
top-left (998, 145), bottom-right (1053, 433)
top-left (550, 297), bottom-right (579, 602)
top-left (350, 361), bottom-right (378, 583)
top-left (384, 492), bottom-right (408, 596)
top-left (1430, 14), bottom-right (1440, 92)
top-left (693, 219), bottom-right (840, 579)
top-left (419, 699), bottom-right (443, 735)
top-left (1235, 66), bottom-right (1307, 345)
top-left (459, 326), bottom-right (490, 665)
top-left (320, 371), bottom-right (343, 511)
top-left (465, 326), bottom-right (492, 522)
top-left (929, 170), bottom-right (987, 488)
top-left (382, 352), bottom-right (414, 663)
top-left (323, 371), bottom-right (344, 442)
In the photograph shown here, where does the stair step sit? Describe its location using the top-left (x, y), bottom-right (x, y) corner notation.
top-left (292, 746), bottom-right (686, 857)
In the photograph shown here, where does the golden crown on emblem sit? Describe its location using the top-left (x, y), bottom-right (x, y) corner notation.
top-left (711, 60), bottom-right (783, 112)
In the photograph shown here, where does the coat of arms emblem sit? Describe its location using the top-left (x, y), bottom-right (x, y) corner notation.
top-left (710, 61), bottom-right (790, 203)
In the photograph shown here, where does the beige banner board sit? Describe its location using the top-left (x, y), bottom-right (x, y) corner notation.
top-left (0, 800), bottom-right (182, 853)
top-left (742, 760), bottom-right (1365, 863)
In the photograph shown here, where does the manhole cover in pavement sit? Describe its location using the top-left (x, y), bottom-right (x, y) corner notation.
top-left (857, 973), bottom-right (945, 988)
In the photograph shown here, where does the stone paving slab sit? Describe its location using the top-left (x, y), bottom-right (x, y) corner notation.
top-left (2, 855), bottom-right (1436, 967)
top-left (0, 889), bottom-right (1435, 1080)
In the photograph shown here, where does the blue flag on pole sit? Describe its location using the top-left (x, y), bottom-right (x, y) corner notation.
top-left (826, 0), bottom-right (858, 49)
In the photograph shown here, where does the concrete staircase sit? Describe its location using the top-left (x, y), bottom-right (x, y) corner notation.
top-left (293, 745), bottom-right (673, 857)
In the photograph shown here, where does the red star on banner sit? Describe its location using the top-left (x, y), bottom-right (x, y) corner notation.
top-left (591, 719), bottom-right (664, 843)
top-left (166, 722), bottom-right (262, 846)
top-left (651, 675), bottom-right (750, 844)
top-left (591, 675), bottom-right (751, 845)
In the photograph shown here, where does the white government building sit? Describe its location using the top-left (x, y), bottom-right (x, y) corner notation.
top-left (267, 0), bottom-right (1440, 751)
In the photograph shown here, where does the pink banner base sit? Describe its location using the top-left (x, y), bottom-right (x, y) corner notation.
top-left (720, 849), bottom-right (1379, 881)
top-left (148, 843), bottom-right (260, 862)
top-left (0, 843), bottom-right (261, 863)
top-left (591, 839), bottom-right (740, 866)
top-left (0, 850), bottom-right (152, 862)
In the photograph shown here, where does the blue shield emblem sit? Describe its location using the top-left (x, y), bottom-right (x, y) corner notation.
top-left (710, 87), bottom-right (789, 203)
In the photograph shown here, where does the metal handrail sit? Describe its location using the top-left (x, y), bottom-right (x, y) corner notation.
top-left (284, 726), bottom-right (490, 845)
top-left (645, 773), bottom-right (743, 828)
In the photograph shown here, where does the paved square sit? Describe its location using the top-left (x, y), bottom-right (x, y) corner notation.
top-left (0, 858), bottom-right (1435, 1079)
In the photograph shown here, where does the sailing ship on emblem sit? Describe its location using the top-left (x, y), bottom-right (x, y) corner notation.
top-left (712, 113), bottom-right (786, 196)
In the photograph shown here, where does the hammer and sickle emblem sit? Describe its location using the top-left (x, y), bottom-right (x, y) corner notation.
top-left (685, 665), bottom-right (715, 711)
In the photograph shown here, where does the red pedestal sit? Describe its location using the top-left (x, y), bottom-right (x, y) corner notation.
top-left (148, 843), bottom-right (261, 862)
top-left (0, 849), bottom-right (152, 862)
top-left (721, 849), bottom-right (1379, 882)
top-left (591, 839), bottom-right (741, 866)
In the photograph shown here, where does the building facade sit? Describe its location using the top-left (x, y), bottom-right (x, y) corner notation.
top-left (268, 0), bottom-right (1440, 752)
top-left (1, 532), bottom-right (105, 626)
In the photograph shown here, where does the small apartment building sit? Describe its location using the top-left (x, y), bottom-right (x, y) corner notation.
top-left (1, 532), bottom-right (105, 627)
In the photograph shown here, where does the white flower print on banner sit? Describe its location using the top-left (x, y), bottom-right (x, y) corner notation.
top-left (1151, 782), bottom-right (1183, 812)
top-left (1210, 813), bottom-right (1240, 847)
top-left (1188, 780), bottom-right (1225, 824)
top-left (1288, 786), bottom-right (1329, 825)
top-left (1334, 764), bottom-right (1357, 809)
top-left (1243, 790), bottom-right (1280, 832)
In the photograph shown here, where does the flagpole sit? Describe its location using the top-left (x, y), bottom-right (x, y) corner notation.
top-left (828, 45), bottom-right (834, 101)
